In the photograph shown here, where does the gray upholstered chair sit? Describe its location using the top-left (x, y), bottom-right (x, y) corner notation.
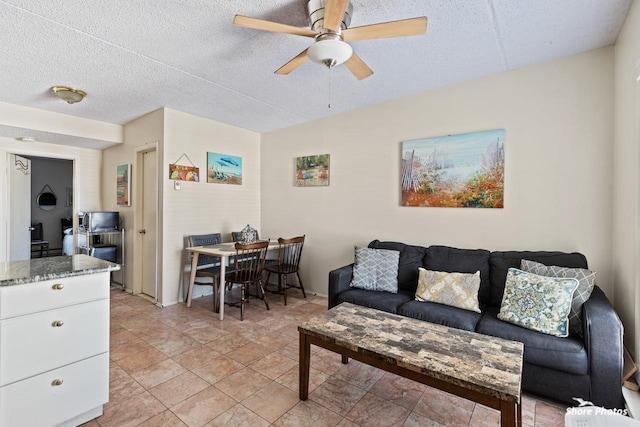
top-left (186, 233), bottom-right (222, 311)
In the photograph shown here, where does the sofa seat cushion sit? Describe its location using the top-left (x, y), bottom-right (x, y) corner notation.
top-left (477, 307), bottom-right (588, 375)
top-left (336, 289), bottom-right (414, 314)
top-left (397, 300), bottom-right (482, 331)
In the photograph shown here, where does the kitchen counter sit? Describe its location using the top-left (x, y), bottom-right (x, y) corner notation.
top-left (0, 254), bottom-right (114, 427)
top-left (0, 254), bottom-right (120, 287)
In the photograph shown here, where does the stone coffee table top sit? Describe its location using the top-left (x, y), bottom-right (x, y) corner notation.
top-left (299, 302), bottom-right (523, 402)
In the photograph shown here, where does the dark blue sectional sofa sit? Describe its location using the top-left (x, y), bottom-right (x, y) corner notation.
top-left (328, 240), bottom-right (624, 409)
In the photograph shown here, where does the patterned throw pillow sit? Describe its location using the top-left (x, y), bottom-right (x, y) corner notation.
top-left (520, 259), bottom-right (596, 337)
top-left (498, 268), bottom-right (579, 337)
top-left (350, 247), bottom-right (400, 293)
top-left (415, 268), bottom-right (481, 313)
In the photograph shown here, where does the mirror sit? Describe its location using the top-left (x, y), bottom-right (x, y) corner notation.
top-left (37, 185), bottom-right (57, 211)
top-left (38, 192), bottom-right (56, 210)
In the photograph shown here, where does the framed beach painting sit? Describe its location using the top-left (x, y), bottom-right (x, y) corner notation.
top-left (169, 164), bottom-right (199, 182)
top-left (207, 152), bottom-right (242, 185)
top-left (116, 164), bottom-right (131, 206)
top-left (401, 129), bottom-right (505, 208)
top-left (296, 154), bottom-right (330, 187)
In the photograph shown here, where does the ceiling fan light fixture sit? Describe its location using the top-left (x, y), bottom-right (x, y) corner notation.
top-left (51, 86), bottom-right (87, 104)
top-left (307, 38), bottom-right (353, 68)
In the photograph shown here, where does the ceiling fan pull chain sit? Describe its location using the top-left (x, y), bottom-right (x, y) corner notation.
top-left (328, 67), bottom-right (332, 109)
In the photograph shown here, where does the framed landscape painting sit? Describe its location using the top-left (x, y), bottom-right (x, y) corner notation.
top-left (207, 152), bottom-right (242, 185)
top-left (116, 164), bottom-right (131, 206)
top-left (296, 154), bottom-right (330, 187)
top-left (401, 129), bottom-right (505, 208)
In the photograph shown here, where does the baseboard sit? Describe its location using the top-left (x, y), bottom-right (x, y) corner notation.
top-left (623, 387), bottom-right (640, 419)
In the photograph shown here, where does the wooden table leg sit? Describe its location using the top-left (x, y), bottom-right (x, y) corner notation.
top-left (218, 259), bottom-right (226, 320)
top-left (500, 400), bottom-right (517, 427)
top-left (299, 331), bottom-right (310, 400)
top-left (342, 355), bottom-right (349, 364)
top-left (186, 253), bottom-right (199, 307)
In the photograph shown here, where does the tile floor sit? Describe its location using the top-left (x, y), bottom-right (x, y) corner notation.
top-left (84, 288), bottom-right (568, 427)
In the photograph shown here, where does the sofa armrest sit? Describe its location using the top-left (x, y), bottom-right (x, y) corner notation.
top-left (328, 264), bottom-right (354, 309)
top-left (583, 286), bottom-right (624, 409)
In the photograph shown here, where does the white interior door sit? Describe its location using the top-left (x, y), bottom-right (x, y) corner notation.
top-left (8, 154), bottom-right (31, 261)
top-left (141, 150), bottom-right (157, 298)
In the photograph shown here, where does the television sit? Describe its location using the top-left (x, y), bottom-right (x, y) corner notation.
top-left (82, 211), bottom-right (119, 232)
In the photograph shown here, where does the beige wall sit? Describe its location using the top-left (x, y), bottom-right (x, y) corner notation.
top-left (614, 0), bottom-right (640, 358)
top-left (261, 47), bottom-right (615, 299)
top-left (0, 137), bottom-right (102, 261)
top-left (102, 108), bottom-right (260, 306)
top-left (103, 109), bottom-right (165, 295)
top-left (0, 101), bottom-right (122, 145)
top-left (161, 109), bottom-right (261, 306)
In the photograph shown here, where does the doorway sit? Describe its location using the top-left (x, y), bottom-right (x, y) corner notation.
top-left (136, 146), bottom-right (158, 301)
top-left (6, 154), bottom-right (74, 261)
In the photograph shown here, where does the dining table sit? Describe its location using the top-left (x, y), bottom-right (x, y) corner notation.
top-left (185, 240), bottom-right (279, 320)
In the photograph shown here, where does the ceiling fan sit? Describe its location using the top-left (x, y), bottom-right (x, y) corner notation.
top-left (233, 0), bottom-right (428, 80)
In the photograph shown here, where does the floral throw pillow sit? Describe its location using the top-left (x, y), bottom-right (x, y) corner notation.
top-left (498, 268), bottom-right (579, 337)
top-left (350, 246), bottom-right (400, 293)
top-left (415, 268), bottom-right (481, 313)
top-left (520, 259), bottom-right (596, 337)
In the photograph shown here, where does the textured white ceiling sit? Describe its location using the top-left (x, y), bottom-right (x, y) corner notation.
top-left (0, 0), bottom-right (632, 142)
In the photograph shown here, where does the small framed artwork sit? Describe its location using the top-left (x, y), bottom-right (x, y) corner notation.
top-left (296, 154), bottom-right (330, 187)
top-left (169, 164), bottom-right (200, 182)
top-left (116, 164), bottom-right (131, 206)
top-left (207, 152), bottom-right (243, 185)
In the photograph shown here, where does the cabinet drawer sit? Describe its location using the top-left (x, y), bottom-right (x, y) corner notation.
top-left (0, 272), bottom-right (110, 319)
top-left (0, 352), bottom-right (108, 427)
top-left (0, 299), bottom-right (109, 386)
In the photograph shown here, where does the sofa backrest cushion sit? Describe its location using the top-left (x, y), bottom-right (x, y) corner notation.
top-left (424, 245), bottom-right (492, 305)
top-left (488, 251), bottom-right (588, 307)
top-left (368, 240), bottom-right (427, 292)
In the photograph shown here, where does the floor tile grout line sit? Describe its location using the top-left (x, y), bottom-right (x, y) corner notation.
top-left (102, 291), bottom-right (568, 427)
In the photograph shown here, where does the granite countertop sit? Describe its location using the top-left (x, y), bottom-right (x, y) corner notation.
top-left (299, 302), bottom-right (524, 402)
top-left (0, 254), bottom-right (120, 287)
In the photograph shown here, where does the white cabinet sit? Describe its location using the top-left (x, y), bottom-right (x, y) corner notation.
top-left (0, 272), bottom-right (110, 427)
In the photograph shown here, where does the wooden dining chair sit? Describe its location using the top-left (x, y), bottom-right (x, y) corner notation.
top-left (264, 235), bottom-right (306, 305)
top-left (224, 240), bottom-right (270, 320)
top-left (186, 233), bottom-right (222, 311)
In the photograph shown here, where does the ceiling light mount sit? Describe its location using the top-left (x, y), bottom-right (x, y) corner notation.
top-left (51, 86), bottom-right (87, 104)
top-left (307, 0), bottom-right (353, 32)
top-left (16, 136), bottom-right (37, 142)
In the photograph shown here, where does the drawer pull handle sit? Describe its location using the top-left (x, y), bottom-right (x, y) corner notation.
top-left (52, 283), bottom-right (64, 290)
top-left (52, 320), bottom-right (64, 327)
top-left (51, 379), bottom-right (64, 386)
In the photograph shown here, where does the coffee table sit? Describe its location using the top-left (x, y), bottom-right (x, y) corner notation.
top-left (298, 303), bottom-right (524, 426)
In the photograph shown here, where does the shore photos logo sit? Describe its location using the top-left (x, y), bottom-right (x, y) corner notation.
top-left (566, 397), bottom-right (629, 417)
